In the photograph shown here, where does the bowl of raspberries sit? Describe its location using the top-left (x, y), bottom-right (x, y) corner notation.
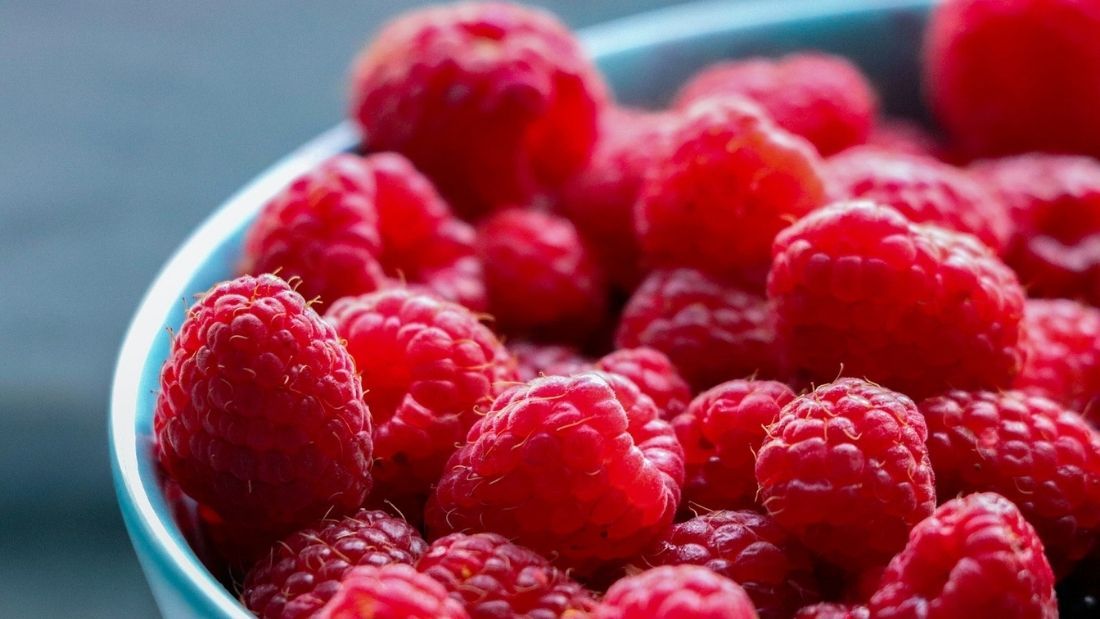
top-left (110, 0), bottom-right (1100, 617)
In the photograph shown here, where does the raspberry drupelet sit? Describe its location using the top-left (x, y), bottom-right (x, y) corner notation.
top-left (426, 372), bottom-right (684, 575)
top-left (349, 1), bottom-right (607, 217)
top-left (794, 604), bottom-right (869, 619)
top-left (1014, 298), bottom-right (1100, 420)
top-left (594, 565), bottom-right (759, 619)
top-left (768, 200), bottom-right (1026, 399)
top-left (316, 564), bottom-right (470, 619)
top-left (595, 347), bottom-right (692, 421)
top-left (154, 274), bottom-right (373, 561)
top-left (755, 378), bottom-right (936, 572)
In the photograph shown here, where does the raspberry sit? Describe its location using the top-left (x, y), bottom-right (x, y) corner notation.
top-left (862, 119), bottom-right (942, 160)
top-left (638, 510), bottom-right (819, 619)
top-left (240, 155), bottom-right (385, 305)
top-left (616, 268), bottom-right (783, 391)
top-left (755, 378), bottom-right (936, 571)
top-left (316, 564), bottom-right (469, 619)
top-left (868, 493), bottom-right (1057, 619)
top-left (594, 565), bottom-right (758, 619)
top-left (924, 0), bottom-right (1100, 158)
top-left (918, 390), bottom-right (1100, 573)
top-left (154, 274), bottom-right (373, 555)
top-left (324, 288), bottom-right (513, 515)
top-left (477, 208), bottom-right (607, 340)
top-left (674, 53), bottom-right (877, 156)
top-left (1015, 299), bottom-right (1100, 420)
top-left (672, 380), bottom-right (796, 512)
top-left (507, 340), bottom-right (590, 382)
top-left (971, 154), bottom-right (1100, 305)
top-left (417, 532), bottom-right (596, 618)
top-left (768, 201), bottom-right (1026, 399)
top-left (636, 97), bottom-right (826, 283)
top-left (595, 347), bottom-right (692, 421)
top-left (557, 107), bottom-right (676, 290)
top-left (794, 604), bottom-right (869, 619)
top-left (242, 509), bottom-right (428, 619)
top-left (825, 147), bottom-right (1011, 253)
top-left (426, 372), bottom-right (684, 574)
top-left (349, 2), bottom-right (607, 217)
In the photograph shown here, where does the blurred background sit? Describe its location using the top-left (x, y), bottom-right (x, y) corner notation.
top-left (0, 1), bottom-right (700, 616)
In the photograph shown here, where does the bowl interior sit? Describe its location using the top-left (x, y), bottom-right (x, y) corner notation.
top-left (110, 0), bottom-right (932, 616)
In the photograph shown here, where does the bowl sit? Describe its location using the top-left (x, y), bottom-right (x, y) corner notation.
top-left (109, 1), bottom-right (933, 616)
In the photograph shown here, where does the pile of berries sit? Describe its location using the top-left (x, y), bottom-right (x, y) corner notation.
top-left (154, 1), bottom-right (1100, 617)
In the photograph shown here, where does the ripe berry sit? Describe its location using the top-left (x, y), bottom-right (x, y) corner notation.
top-left (1014, 299), bottom-right (1100, 421)
top-left (595, 347), bottom-right (692, 421)
top-left (426, 372), bottom-right (684, 574)
top-left (675, 53), bottom-right (877, 156)
top-left (638, 510), bottom-right (819, 619)
top-left (925, 0), bottom-right (1100, 158)
top-left (418, 532), bottom-right (596, 618)
top-left (594, 565), bottom-right (758, 619)
top-left (316, 564), bottom-right (469, 619)
top-left (325, 289), bottom-right (514, 516)
top-left (755, 378), bottom-right (936, 571)
top-left (673, 380), bottom-right (796, 512)
top-left (768, 201), bottom-right (1026, 399)
top-left (349, 2), bottom-right (607, 217)
top-left (868, 493), bottom-right (1057, 619)
top-left (919, 390), bottom-right (1100, 573)
top-left (794, 604), bottom-right (869, 619)
top-left (636, 97), bottom-right (826, 283)
top-left (154, 274), bottom-right (373, 556)
top-left (242, 509), bottom-right (428, 619)
top-left (617, 268), bottom-right (783, 391)
top-left (507, 340), bottom-right (590, 382)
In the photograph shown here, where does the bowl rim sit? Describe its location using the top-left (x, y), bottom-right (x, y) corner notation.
top-left (109, 0), bottom-right (932, 615)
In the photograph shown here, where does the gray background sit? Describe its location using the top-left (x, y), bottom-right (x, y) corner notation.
top-left (0, 1), bottom-right (695, 616)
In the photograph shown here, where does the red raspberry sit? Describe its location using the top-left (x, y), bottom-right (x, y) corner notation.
top-left (918, 390), bottom-right (1100, 573)
top-left (672, 380), bottom-right (796, 512)
top-left (925, 0), bottom-right (1100, 159)
top-left (638, 510), bottom-right (819, 619)
top-left (240, 155), bottom-right (385, 305)
top-left (154, 274), bottom-right (373, 554)
top-left (971, 154), bottom-right (1100, 304)
top-left (595, 347), bottom-right (692, 420)
top-left (674, 53), bottom-right (877, 156)
top-left (794, 604), bottom-right (869, 619)
top-left (825, 147), bottom-right (1011, 253)
top-left (616, 268), bottom-right (783, 391)
top-left (755, 378), bottom-right (936, 571)
top-left (1015, 299), bottom-right (1100, 420)
top-left (636, 97), bottom-right (826, 283)
top-left (862, 119), bottom-right (942, 160)
top-left (417, 532), bottom-right (596, 618)
top-left (242, 509), bottom-right (428, 619)
top-left (768, 201), bottom-right (1026, 399)
top-left (316, 564), bottom-right (469, 619)
top-left (594, 565), bottom-right (758, 619)
top-left (507, 340), bottom-right (590, 382)
top-left (557, 107), bottom-right (676, 290)
top-left (477, 208), bottom-right (607, 340)
top-left (426, 372), bottom-right (684, 574)
top-left (349, 2), bottom-right (607, 217)
top-left (325, 289), bottom-right (513, 515)
top-left (868, 493), bottom-right (1057, 619)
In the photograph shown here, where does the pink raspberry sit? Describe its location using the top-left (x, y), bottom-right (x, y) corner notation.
top-left (794, 604), bottom-right (869, 619)
top-left (477, 208), bottom-right (607, 340)
top-left (638, 510), bottom-right (819, 619)
top-left (426, 372), bottom-right (684, 574)
top-left (919, 390), bottom-right (1100, 573)
top-left (325, 289), bottom-right (514, 516)
top-left (1015, 298), bottom-right (1100, 421)
top-left (672, 380), bottom-right (796, 512)
top-left (594, 565), bottom-right (758, 619)
top-left (316, 564), bottom-right (469, 619)
top-left (418, 532), bottom-right (595, 618)
top-left (868, 493), bottom-right (1057, 619)
top-left (768, 201), bottom-right (1026, 399)
top-left (595, 347), bottom-right (692, 420)
top-left (242, 509), bottom-right (427, 619)
top-left (154, 274), bottom-right (373, 559)
top-left (825, 146), bottom-right (1011, 253)
top-left (506, 340), bottom-right (590, 382)
top-left (349, 2), bottom-right (607, 217)
top-left (674, 53), bottom-right (877, 156)
top-left (616, 268), bottom-right (784, 391)
top-left (636, 97), bottom-right (826, 283)
top-left (755, 378), bottom-right (936, 571)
